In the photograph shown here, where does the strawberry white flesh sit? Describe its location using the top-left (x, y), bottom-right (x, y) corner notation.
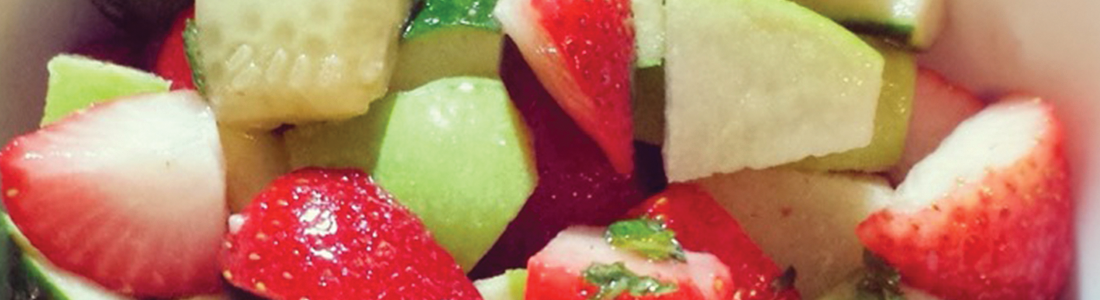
top-left (528, 226), bottom-right (732, 300)
top-left (859, 98), bottom-right (1072, 299)
top-left (1, 91), bottom-right (227, 298)
top-left (887, 69), bottom-right (984, 183)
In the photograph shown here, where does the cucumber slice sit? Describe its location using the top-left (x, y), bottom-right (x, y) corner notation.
top-left (0, 212), bottom-right (11, 300)
top-left (633, 0), bottom-right (665, 68)
top-left (391, 0), bottom-right (504, 91)
top-left (790, 36), bottom-right (916, 171)
top-left (792, 0), bottom-right (945, 49)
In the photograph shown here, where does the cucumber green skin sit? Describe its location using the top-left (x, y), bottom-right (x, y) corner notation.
top-left (0, 211), bottom-right (11, 300)
top-left (404, 0), bottom-right (500, 39)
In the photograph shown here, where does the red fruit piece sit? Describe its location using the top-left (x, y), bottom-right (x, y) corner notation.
top-left (888, 69), bottom-right (985, 183)
top-left (627, 184), bottom-right (800, 300)
top-left (469, 44), bottom-right (649, 278)
top-left (495, 0), bottom-right (636, 174)
top-left (1, 91), bottom-right (227, 298)
top-left (154, 6), bottom-right (196, 90)
top-left (221, 168), bottom-right (481, 300)
top-left (527, 226), bottom-right (732, 300)
top-left (858, 98), bottom-right (1072, 300)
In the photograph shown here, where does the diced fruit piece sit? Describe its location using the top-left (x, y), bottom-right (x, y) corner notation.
top-left (816, 266), bottom-right (940, 300)
top-left (221, 168), bottom-right (480, 300)
top-left (90, 0), bottom-right (191, 36)
top-left (857, 98), bottom-right (1072, 299)
top-left (495, 0), bottom-right (636, 174)
top-left (14, 254), bottom-right (131, 300)
top-left (286, 77), bottom-right (536, 271)
top-left (1, 91), bottom-right (227, 298)
top-left (527, 227), bottom-right (732, 300)
top-left (633, 0), bottom-right (665, 68)
top-left (470, 46), bottom-right (649, 277)
top-left (41, 55), bottom-right (170, 125)
top-left (391, 0), bottom-right (504, 90)
top-left (475, 269), bottom-right (528, 300)
top-left (155, 7), bottom-right (196, 90)
top-left (219, 128), bottom-right (288, 212)
top-left (663, 0), bottom-right (884, 182)
top-left (694, 169), bottom-right (893, 298)
top-left (791, 37), bottom-right (915, 171)
top-left (791, 0), bottom-right (945, 49)
top-left (887, 69), bottom-right (983, 183)
top-left (632, 66), bottom-right (666, 144)
top-left (196, 0), bottom-right (411, 128)
top-left (627, 184), bottom-right (799, 300)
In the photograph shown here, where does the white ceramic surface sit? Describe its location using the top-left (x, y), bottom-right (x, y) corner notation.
top-left (0, 0), bottom-right (1096, 298)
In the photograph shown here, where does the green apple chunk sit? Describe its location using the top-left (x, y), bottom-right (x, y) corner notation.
top-left (41, 55), bottom-right (171, 125)
top-left (286, 77), bottom-right (537, 271)
top-left (693, 168), bottom-right (893, 298)
top-left (791, 37), bottom-right (915, 171)
top-left (391, 0), bottom-right (504, 91)
top-left (219, 127), bottom-right (289, 212)
top-left (792, 0), bottom-right (945, 49)
top-left (196, 0), bottom-right (411, 128)
top-left (474, 269), bottom-right (528, 300)
top-left (633, 0), bottom-right (665, 68)
top-left (663, 0), bottom-right (884, 182)
top-left (632, 66), bottom-right (666, 144)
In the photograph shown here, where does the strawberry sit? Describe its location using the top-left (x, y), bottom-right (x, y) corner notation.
top-left (0, 91), bottom-right (227, 298)
top-left (220, 168), bottom-right (481, 300)
top-left (469, 44), bottom-right (649, 278)
top-left (887, 69), bottom-right (985, 183)
top-left (857, 98), bottom-right (1072, 300)
top-left (154, 6), bottom-right (196, 90)
top-left (527, 226), bottom-right (732, 300)
top-left (627, 184), bottom-right (800, 300)
top-left (494, 0), bottom-right (636, 174)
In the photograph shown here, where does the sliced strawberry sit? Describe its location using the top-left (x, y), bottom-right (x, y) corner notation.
top-left (470, 44), bottom-right (649, 278)
top-left (221, 168), bottom-right (480, 300)
top-left (627, 184), bottom-right (800, 300)
top-left (858, 98), bottom-right (1072, 299)
top-left (0, 91), bottom-right (227, 298)
top-left (494, 0), bottom-right (636, 174)
top-left (527, 227), bottom-right (732, 300)
top-left (154, 6), bottom-right (196, 90)
top-left (887, 69), bottom-right (985, 183)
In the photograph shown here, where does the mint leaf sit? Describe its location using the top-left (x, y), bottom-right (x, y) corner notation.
top-left (583, 262), bottom-right (677, 300)
top-left (606, 219), bottom-right (686, 262)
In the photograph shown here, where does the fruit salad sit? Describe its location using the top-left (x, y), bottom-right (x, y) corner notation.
top-left (0, 0), bottom-right (1076, 299)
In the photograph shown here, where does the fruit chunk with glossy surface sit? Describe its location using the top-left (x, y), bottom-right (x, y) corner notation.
top-left (494, 0), bottom-right (636, 174)
top-left (791, 37), bottom-right (914, 171)
top-left (286, 77), bottom-right (537, 271)
top-left (858, 98), bottom-right (1071, 300)
top-left (527, 226), bottom-right (732, 300)
top-left (887, 69), bottom-right (984, 183)
top-left (627, 184), bottom-right (799, 300)
top-left (663, 0), bottom-right (883, 181)
top-left (469, 46), bottom-right (649, 277)
top-left (475, 269), bottom-right (528, 300)
top-left (221, 168), bottom-right (480, 300)
top-left (196, 0), bottom-right (411, 128)
top-left (1, 91), bottom-right (227, 298)
top-left (792, 0), bottom-right (945, 49)
top-left (41, 55), bottom-right (170, 125)
top-left (391, 0), bottom-right (504, 90)
top-left (694, 169), bottom-right (893, 298)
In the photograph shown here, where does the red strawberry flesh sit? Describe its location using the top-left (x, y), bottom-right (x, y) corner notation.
top-left (1, 91), bottom-right (226, 298)
top-left (858, 98), bottom-right (1072, 299)
top-left (221, 168), bottom-right (481, 300)
top-left (494, 0), bottom-right (636, 174)
top-left (627, 184), bottom-right (800, 300)
top-left (154, 6), bottom-right (195, 90)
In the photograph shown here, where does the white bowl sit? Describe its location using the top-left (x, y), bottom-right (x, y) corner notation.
top-left (0, 0), bottom-right (1096, 298)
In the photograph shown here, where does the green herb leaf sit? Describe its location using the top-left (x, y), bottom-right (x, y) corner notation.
top-left (182, 19), bottom-right (206, 94)
top-left (606, 219), bottom-right (686, 262)
top-left (403, 0), bottom-right (500, 40)
top-left (857, 250), bottom-right (905, 300)
top-left (583, 262), bottom-right (678, 300)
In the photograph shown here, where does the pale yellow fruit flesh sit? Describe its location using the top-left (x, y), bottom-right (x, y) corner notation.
top-left (218, 127), bottom-right (289, 212)
top-left (663, 0), bottom-right (883, 182)
top-left (390, 27), bottom-right (504, 91)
